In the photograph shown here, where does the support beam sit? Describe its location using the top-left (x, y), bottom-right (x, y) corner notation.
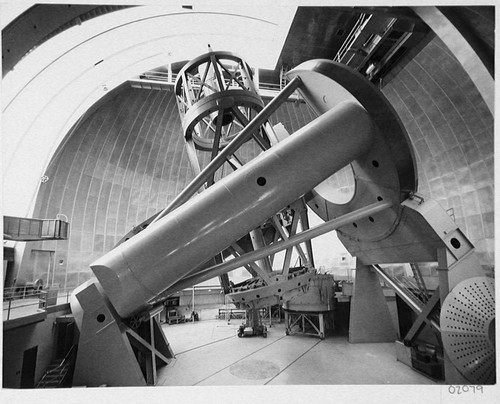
top-left (286, 201), bottom-right (309, 265)
top-left (184, 139), bottom-right (203, 178)
top-left (349, 264), bottom-right (397, 343)
top-left (207, 106), bottom-right (225, 186)
top-left (404, 287), bottom-right (441, 342)
top-left (372, 264), bottom-right (440, 331)
top-left (249, 228), bottom-right (274, 274)
top-left (436, 247), bottom-right (474, 385)
top-left (166, 201), bottom-right (391, 294)
top-left (299, 200), bottom-right (315, 268)
top-left (270, 202), bottom-right (309, 276)
top-left (72, 283), bottom-right (174, 386)
top-left (231, 106), bottom-right (271, 151)
top-left (228, 243), bottom-right (269, 283)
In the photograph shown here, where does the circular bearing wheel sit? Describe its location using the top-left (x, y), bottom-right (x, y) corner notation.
top-left (440, 276), bottom-right (495, 384)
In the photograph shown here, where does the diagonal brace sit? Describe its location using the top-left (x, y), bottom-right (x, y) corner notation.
top-left (404, 286), bottom-right (441, 343)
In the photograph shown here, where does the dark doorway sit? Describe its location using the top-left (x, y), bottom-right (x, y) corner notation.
top-left (3, 246), bottom-right (15, 287)
top-left (20, 346), bottom-right (38, 388)
top-left (54, 318), bottom-right (75, 359)
top-left (333, 301), bottom-right (350, 336)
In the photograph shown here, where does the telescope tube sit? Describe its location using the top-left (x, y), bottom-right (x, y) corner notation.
top-left (91, 101), bottom-right (375, 318)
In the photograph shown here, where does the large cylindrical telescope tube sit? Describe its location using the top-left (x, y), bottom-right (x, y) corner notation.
top-left (91, 101), bottom-right (375, 318)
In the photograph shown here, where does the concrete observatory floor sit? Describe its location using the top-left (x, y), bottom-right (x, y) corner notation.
top-left (157, 319), bottom-right (438, 386)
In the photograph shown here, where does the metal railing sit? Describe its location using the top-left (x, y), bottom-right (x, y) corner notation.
top-left (139, 70), bottom-right (177, 83)
top-left (3, 286), bottom-right (74, 321)
top-left (3, 215), bottom-right (69, 241)
top-left (334, 13), bottom-right (372, 63)
top-left (36, 344), bottom-right (77, 388)
top-left (131, 70), bottom-right (299, 99)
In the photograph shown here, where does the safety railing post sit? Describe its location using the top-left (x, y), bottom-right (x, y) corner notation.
top-left (7, 299), bottom-right (12, 320)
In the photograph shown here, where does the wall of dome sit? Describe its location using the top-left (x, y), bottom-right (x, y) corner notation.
top-left (17, 88), bottom-right (316, 288)
top-left (382, 35), bottom-right (494, 269)
top-left (16, 34), bottom-right (494, 288)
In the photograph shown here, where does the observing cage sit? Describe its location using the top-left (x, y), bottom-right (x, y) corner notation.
top-left (174, 50), bottom-right (270, 152)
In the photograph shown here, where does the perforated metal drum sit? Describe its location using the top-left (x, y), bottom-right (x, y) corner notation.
top-left (440, 276), bottom-right (496, 384)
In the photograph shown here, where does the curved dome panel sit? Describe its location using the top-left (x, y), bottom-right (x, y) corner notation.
top-left (382, 36), bottom-right (494, 268)
top-left (20, 86), bottom-right (316, 288)
top-left (2, 5), bottom-right (296, 217)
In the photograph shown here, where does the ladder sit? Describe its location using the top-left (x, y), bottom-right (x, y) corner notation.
top-left (36, 345), bottom-right (76, 388)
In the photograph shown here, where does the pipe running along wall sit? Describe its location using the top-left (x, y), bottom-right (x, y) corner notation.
top-left (91, 101), bottom-right (375, 318)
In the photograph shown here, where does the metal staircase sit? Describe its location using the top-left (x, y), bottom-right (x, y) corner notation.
top-left (36, 345), bottom-right (77, 388)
